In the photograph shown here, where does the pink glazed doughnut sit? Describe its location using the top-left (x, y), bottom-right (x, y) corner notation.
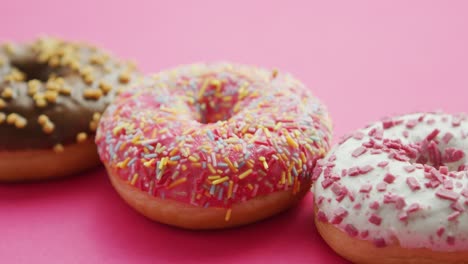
top-left (96, 63), bottom-right (332, 229)
top-left (313, 112), bottom-right (468, 264)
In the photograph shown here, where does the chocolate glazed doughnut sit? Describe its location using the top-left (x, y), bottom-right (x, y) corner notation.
top-left (0, 37), bottom-right (140, 181)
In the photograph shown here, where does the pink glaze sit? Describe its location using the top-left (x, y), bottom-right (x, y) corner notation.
top-left (96, 63), bottom-right (332, 219)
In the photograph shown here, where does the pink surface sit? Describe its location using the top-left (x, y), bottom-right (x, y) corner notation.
top-left (1, 0), bottom-right (468, 263)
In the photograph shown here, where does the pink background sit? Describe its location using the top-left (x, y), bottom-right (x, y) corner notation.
top-left (1, 1), bottom-right (468, 263)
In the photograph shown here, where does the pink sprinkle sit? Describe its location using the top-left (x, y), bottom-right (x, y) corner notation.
top-left (443, 180), bottom-right (454, 190)
top-left (352, 131), bottom-right (365, 140)
top-left (359, 184), bottom-right (373, 193)
top-left (451, 201), bottom-right (465, 212)
top-left (426, 129), bottom-right (440, 141)
top-left (370, 149), bottom-right (383, 155)
top-left (373, 237), bottom-right (387, 248)
top-left (348, 167), bottom-right (360, 176)
top-left (312, 167), bottom-right (323, 180)
top-left (439, 166), bottom-right (449, 175)
top-left (442, 132), bottom-right (454, 144)
top-left (383, 194), bottom-right (398, 204)
top-left (317, 196), bottom-right (325, 205)
top-left (382, 119), bottom-right (395, 129)
top-left (448, 211), bottom-right (461, 221)
top-left (331, 183), bottom-right (344, 196)
top-left (436, 188), bottom-right (460, 201)
top-left (376, 182), bottom-right (387, 192)
top-left (399, 211), bottom-right (408, 221)
top-left (437, 227), bottom-right (445, 237)
top-left (461, 188), bottom-right (468, 198)
top-left (345, 224), bottom-right (359, 237)
top-left (396, 197), bottom-right (406, 209)
top-left (368, 214), bottom-right (382, 226)
top-left (377, 161), bottom-right (388, 168)
top-left (341, 169), bottom-right (347, 177)
top-left (384, 173), bottom-right (396, 184)
top-left (406, 119), bottom-right (418, 128)
top-left (361, 230), bottom-right (369, 238)
top-left (447, 236), bottom-right (456, 245)
top-left (317, 210), bottom-right (328, 223)
top-left (352, 146), bottom-right (367, 157)
top-left (369, 201), bottom-right (380, 210)
top-left (374, 129), bottom-right (384, 140)
top-left (321, 178), bottom-right (334, 189)
top-left (406, 177), bottom-right (421, 191)
top-left (404, 165), bottom-right (415, 173)
top-left (353, 203), bottom-right (362, 209)
top-left (444, 148), bottom-right (465, 163)
top-left (403, 130), bottom-right (409, 138)
top-left (407, 203), bottom-right (421, 213)
top-left (359, 165), bottom-right (374, 174)
top-left (331, 207), bottom-right (348, 224)
top-left (452, 116), bottom-right (462, 127)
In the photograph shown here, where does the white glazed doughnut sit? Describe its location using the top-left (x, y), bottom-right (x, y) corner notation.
top-left (313, 112), bottom-right (468, 264)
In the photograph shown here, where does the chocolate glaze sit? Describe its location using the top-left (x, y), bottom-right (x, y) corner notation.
top-left (0, 37), bottom-right (140, 150)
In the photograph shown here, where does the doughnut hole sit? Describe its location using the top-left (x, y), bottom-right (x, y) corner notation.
top-left (187, 75), bottom-right (250, 124)
top-left (11, 60), bottom-right (54, 82)
top-left (409, 135), bottom-right (467, 173)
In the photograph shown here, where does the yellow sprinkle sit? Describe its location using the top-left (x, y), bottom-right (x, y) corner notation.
top-left (143, 160), bottom-right (154, 167)
top-left (53, 144), bottom-right (64, 153)
top-left (99, 81), bottom-right (113, 94)
top-left (167, 177), bottom-right (187, 189)
top-left (131, 134), bottom-right (141, 144)
top-left (2, 87), bottom-right (14, 99)
top-left (225, 208), bottom-right (232, 222)
top-left (14, 117), bottom-right (27, 128)
top-left (83, 88), bottom-right (103, 100)
top-left (188, 155), bottom-right (199, 162)
top-left (227, 181), bottom-right (234, 199)
top-left (37, 114), bottom-right (49, 125)
top-left (286, 134), bottom-right (299, 149)
top-left (0, 98), bottom-right (6, 109)
top-left (263, 127), bottom-right (271, 138)
top-left (238, 168), bottom-right (253, 180)
top-left (117, 157), bottom-right (131, 169)
top-left (76, 132), bottom-right (88, 143)
top-left (42, 121), bottom-right (55, 134)
top-left (119, 71), bottom-right (131, 84)
top-left (0, 112), bottom-right (5, 124)
top-left (207, 163), bottom-right (216, 174)
top-left (272, 68), bottom-right (278, 78)
top-left (208, 175), bottom-right (221, 180)
top-left (224, 157), bottom-right (237, 172)
top-left (274, 122), bottom-right (282, 131)
top-left (198, 78), bottom-right (209, 99)
top-left (247, 183), bottom-right (253, 190)
top-left (130, 173), bottom-right (139, 185)
top-left (35, 98), bottom-right (48, 108)
top-left (281, 171), bottom-right (286, 185)
top-left (6, 113), bottom-right (18, 124)
top-left (212, 176), bottom-right (229, 185)
top-left (45, 90), bottom-right (58, 103)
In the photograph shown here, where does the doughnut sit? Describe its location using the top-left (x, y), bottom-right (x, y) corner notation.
top-left (0, 37), bottom-right (139, 181)
top-left (313, 112), bottom-right (468, 264)
top-left (96, 63), bottom-right (332, 229)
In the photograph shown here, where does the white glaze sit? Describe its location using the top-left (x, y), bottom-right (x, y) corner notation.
top-left (314, 112), bottom-right (468, 251)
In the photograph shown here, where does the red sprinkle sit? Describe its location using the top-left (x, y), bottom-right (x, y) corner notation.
top-left (448, 211), bottom-right (461, 221)
top-left (407, 203), bottom-right (420, 213)
top-left (368, 214), bottom-right (382, 226)
top-left (383, 173), bottom-right (396, 184)
top-left (345, 224), bottom-right (359, 237)
top-left (437, 227), bottom-right (445, 237)
top-left (404, 165), bottom-right (415, 173)
top-left (373, 237), bottom-right (387, 248)
top-left (369, 201), bottom-right (380, 210)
